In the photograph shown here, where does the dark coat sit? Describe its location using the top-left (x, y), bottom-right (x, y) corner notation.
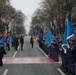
top-left (20, 36), bottom-right (24, 44)
top-left (67, 43), bottom-right (76, 60)
top-left (30, 37), bottom-right (33, 43)
top-left (14, 37), bottom-right (19, 46)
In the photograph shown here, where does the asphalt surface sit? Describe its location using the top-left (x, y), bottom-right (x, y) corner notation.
top-left (0, 36), bottom-right (63, 75)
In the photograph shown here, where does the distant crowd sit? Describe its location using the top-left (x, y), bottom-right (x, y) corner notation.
top-left (0, 33), bottom-right (24, 67)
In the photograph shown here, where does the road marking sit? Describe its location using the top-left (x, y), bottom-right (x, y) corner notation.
top-left (36, 45), bottom-right (49, 58)
top-left (57, 68), bottom-right (65, 75)
top-left (3, 69), bottom-right (8, 75)
top-left (12, 58), bottom-right (19, 63)
top-left (3, 57), bottom-right (61, 64)
top-left (26, 58), bottom-right (32, 63)
top-left (12, 51), bottom-right (17, 58)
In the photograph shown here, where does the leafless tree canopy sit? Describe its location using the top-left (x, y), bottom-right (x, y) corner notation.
top-left (31, 0), bottom-right (76, 36)
top-left (0, 0), bottom-right (26, 34)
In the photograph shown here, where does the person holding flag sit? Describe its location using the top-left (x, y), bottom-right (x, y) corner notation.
top-left (62, 18), bottom-right (74, 53)
top-left (44, 29), bottom-right (55, 57)
top-left (37, 28), bottom-right (44, 48)
top-left (61, 18), bottom-right (76, 75)
top-left (66, 37), bottom-right (76, 75)
top-left (45, 28), bottom-right (54, 46)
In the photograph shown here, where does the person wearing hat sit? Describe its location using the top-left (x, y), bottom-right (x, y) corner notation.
top-left (0, 32), bottom-right (6, 66)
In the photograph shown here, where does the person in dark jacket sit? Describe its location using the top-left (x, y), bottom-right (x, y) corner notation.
top-left (20, 35), bottom-right (24, 50)
top-left (14, 35), bottom-right (19, 51)
top-left (66, 38), bottom-right (76, 75)
top-left (49, 38), bottom-right (60, 62)
top-left (6, 35), bottom-right (11, 51)
top-left (0, 32), bottom-right (6, 66)
top-left (11, 36), bottom-right (14, 47)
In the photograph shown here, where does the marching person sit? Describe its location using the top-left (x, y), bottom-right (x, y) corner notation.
top-left (14, 35), bottom-right (19, 51)
top-left (30, 35), bottom-right (34, 48)
top-left (6, 34), bottom-right (11, 51)
top-left (20, 35), bottom-right (24, 50)
top-left (11, 36), bottom-right (14, 47)
top-left (0, 32), bottom-right (6, 66)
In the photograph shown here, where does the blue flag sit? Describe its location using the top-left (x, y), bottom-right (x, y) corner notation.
top-left (32, 31), bottom-right (36, 36)
top-left (39, 35), bottom-right (43, 41)
top-left (45, 29), bottom-right (54, 46)
top-left (62, 18), bottom-right (74, 44)
top-left (39, 28), bottom-right (44, 36)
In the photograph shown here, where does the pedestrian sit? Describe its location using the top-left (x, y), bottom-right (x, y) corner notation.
top-left (14, 35), bottom-right (19, 51)
top-left (0, 32), bottom-right (6, 66)
top-left (11, 36), bottom-right (14, 47)
top-left (20, 35), bottom-right (24, 50)
top-left (30, 35), bottom-right (34, 48)
top-left (6, 34), bottom-right (11, 51)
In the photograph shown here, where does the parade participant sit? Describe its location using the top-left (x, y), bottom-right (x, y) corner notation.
top-left (51, 38), bottom-right (60, 52)
top-left (14, 35), bottom-right (19, 50)
top-left (37, 34), bottom-right (43, 48)
top-left (66, 37), bottom-right (76, 75)
top-left (0, 32), bottom-right (6, 66)
top-left (49, 38), bottom-right (60, 62)
top-left (30, 35), bottom-right (34, 48)
top-left (6, 34), bottom-right (11, 51)
top-left (38, 34), bottom-right (43, 41)
top-left (11, 36), bottom-right (14, 47)
top-left (20, 35), bottom-right (24, 50)
top-left (61, 41), bottom-right (70, 73)
top-left (61, 36), bottom-right (76, 75)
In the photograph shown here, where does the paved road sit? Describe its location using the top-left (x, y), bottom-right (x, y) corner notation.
top-left (0, 36), bottom-right (63, 75)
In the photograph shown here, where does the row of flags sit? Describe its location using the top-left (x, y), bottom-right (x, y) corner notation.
top-left (41, 18), bottom-right (74, 46)
top-left (31, 28), bottom-right (44, 36)
top-left (32, 18), bottom-right (74, 47)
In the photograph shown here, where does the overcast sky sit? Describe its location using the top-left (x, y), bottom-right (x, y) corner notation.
top-left (10, 0), bottom-right (41, 34)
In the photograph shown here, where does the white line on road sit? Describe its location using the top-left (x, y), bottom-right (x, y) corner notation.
top-left (57, 68), bottom-right (65, 75)
top-left (12, 51), bottom-right (17, 58)
top-left (3, 69), bottom-right (8, 75)
top-left (36, 45), bottom-right (49, 58)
